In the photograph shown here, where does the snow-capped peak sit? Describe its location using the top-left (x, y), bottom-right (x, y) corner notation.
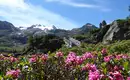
top-left (19, 24), bottom-right (57, 30)
top-left (33, 24), bottom-right (56, 30)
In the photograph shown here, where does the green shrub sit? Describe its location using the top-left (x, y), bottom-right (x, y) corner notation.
top-left (60, 40), bottom-right (130, 55)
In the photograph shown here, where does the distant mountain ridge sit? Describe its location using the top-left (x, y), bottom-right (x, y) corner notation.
top-left (1, 18), bottom-right (130, 46)
top-left (0, 20), bottom-right (97, 46)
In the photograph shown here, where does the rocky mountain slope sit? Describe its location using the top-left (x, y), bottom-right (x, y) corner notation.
top-left (0, 21), bottom-right (27, 46)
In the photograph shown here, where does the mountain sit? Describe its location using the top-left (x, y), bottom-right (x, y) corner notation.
top-left (0, 21), bottom-right (19, 31)
top-left (22, 23), bottom-right (97, 37)
top-left (0, 20), bottom-right (97, 47)
top-left (22, 24), bottom-right (58, 36)
top-left (71, 23), bottom-right (97, 35)
top-left (0, 20), bottom-right (27, 46)
top-left (0, 21), bottom-right (19, 36)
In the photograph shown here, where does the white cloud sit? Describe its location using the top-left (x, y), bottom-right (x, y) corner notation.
top-left (0, 0), bottom-right (27, 9)
top-left (0, 0), bottom-right (78, 30)
top-left (46, 0), bottom-right (100, 8)
top-left (45, 0), bottom-right (111, 12)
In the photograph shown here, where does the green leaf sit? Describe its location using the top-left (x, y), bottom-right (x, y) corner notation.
top-left (123, 61), bottom-right (129, 71)
top-left (0, 75), bottom-right (2, 80)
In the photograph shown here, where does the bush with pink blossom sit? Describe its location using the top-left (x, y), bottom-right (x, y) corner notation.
top-left (0, 49), bottom-right (130, 80)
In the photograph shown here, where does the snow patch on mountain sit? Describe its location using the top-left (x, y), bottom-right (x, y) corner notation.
top-left (33, 24), bottom-right (55, 30)
top-left (19, 24), bottom-right (57, 31)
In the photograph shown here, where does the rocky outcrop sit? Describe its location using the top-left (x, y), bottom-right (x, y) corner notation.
top-left (99, 20), bottom-right (107, 29)
top-left (64, 37), bottom-right (81, 48)
top-left (102, 19), bottom-right (130, 43)
top-left (103, 21), bottom-right (119, 43)
top-left (94, 19), bottom-right (130, 44)
top-left (96, 25), bottom-right (110, 42)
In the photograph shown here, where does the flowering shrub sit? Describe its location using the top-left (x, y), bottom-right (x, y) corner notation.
top-left (0, 49), bottom-right (130, 80)
top-left (6, 69), bottom-right (21, 79)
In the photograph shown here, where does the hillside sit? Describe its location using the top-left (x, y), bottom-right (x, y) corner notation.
top-left (0, 18), bottom-right (130, 53)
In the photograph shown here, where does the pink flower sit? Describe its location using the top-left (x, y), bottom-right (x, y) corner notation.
top-left (41, 54), bottom-right (48, 61)
top-left (65, 52), bottom-right (87, 66)
top-left (82, 63), bottom-right (97, 72)
top-left (116, 55), bottom-right (122, 60)
top-left (82, 52), bottom-right (93, 60)
top-left (65, 52), bottom-right (77, 66)
top-left (108, 76), bottom-right (114, 80)
top-left (122, 54), bottom-right (128, 59)
top-left (100, 74), bottom-right (106, 79)
top-left (0, 54), bottom-right (5, 60)
top-left (68, 52), bottom-right (76, 57)
top-left (29, 57), bottom-right (36, 63)
top-left (90, 64), bottom-right (97, 72)
top-left (82, 66), bottom-right (87, 71)
top-left (104, 56), bottom-right (112, 62)
top-left (10, 57), bottom-right (18, 62)
top-left (112, 71), bottom-right (124, 80)
top-left (114, 66), bottom-right (119, 71)
top-left (31, 54), bottom-right (37, 58)
top-left (101, 48), bottom-right (107, 54)
top-left (6, 69), bottom-right (20, 79)
top-left (88, 70), bottom-right (100, 80)
top-left (76, 56), bottom-right (83, 65)
top-left (56, 52), bottom-right (63, 58)
top-left (127, 77), bottom-right (130, 80)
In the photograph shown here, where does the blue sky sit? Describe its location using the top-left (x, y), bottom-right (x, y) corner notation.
top-left (0, 0), bottom-right (129, 30)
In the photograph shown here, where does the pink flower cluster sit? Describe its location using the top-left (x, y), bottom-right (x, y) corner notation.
top-left (0, 54), bottom-right (18, 62)
top-left (10, 56), bottom-right (18, 62)
top-left (6, 69), bottom-right (20, 79)
top-left (82, 63), bottom-right (97, 72)
top-left (82, 52), bottom-right (94, 60)
top-left (65, 52), bottom-right (94, 67)
top-left (41, 54), bottom-right (48, 63)
top-left (127, 77), bottom-right (130, 80)
top-left (104, 55), bottom-right (113, 62)
top-left (115, 54), bottom-right (129, 60)
top-left (108, 71), bottom-right (124, 80)
top-left (88, 70), bottom-right (100, 80)
top-left (65, 52), bottom-right (78, 66)
top-left (29, 54), bottom-right (48, 63)
top-left (104, 54), bottom-right (130, 62)
top-left (82, 63), bottom-right (101, 80)
top-left (101, 48), bottom-right (107, 54)
top-left (56, 52), bottom-right (63, 58)
top-left (29, 57), bottom-right (37, 63)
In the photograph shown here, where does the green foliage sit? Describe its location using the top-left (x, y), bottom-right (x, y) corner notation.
top-left (24, 34), bottom-right (64, 54)
top-left (0, 46), bottom-right (23, 54)
top-left (108, 40), bottom-right (130, 53)
top-left (60, 40), bottom-right (130, 55)
top-left (116, 19), bottom-right (130, 27)
top-left (89, 28), bottom-right (100, 34)
top-left (73, 35), bottom-right (87, 41)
